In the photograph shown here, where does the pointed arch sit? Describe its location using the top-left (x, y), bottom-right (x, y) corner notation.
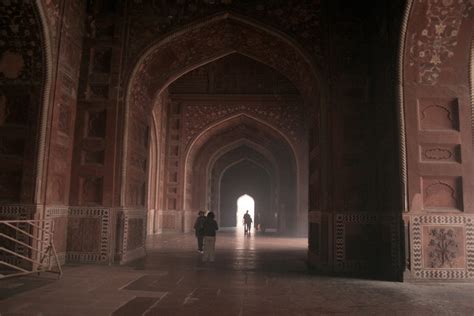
top-left (121, 13), bottom-right (320, 206)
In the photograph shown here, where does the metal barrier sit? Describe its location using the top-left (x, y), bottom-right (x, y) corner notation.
top-left (0, 220), bottom-right (62, 279)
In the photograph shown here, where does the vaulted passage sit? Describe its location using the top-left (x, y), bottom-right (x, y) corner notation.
top-left (1, 1), bottom-right (474, 314)
top-left (145, 53), bottom-right (306, 237)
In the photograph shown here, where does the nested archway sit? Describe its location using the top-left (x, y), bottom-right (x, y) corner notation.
top-left (220, 161), bottom-right (272, 230)
top-left (122, 12), bottom-right (320, 208)
top-left (185, 114), bottom-right (299, 233)
top-left (208, 142), bottom-right (278, 224)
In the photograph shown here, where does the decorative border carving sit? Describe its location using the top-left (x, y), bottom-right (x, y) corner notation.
top-left (182, 101), bottom-right (303, 146)
top-left (119, 209), bottom-right (147, 264)
top-left (34, 0), bottom-right (54, 204)
top-left (45, 206), bottom-right (69, 218)
top-left (470, 30), bottom-right (474, 148)
top-left (335, 213), bottom-right (401, 275)
top-left (66, 207), bottom-right (111, 263)
top-left (398, 0), bottom-right (414, 213)
top-left (0, 204), bottom-right (37, 218)
top-left (411, 215), bottom-right (474, 279)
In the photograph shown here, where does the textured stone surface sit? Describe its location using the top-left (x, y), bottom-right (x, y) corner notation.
top-left (2, 231), bottom-right (474, 315)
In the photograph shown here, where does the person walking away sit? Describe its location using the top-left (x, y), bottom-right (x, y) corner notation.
top-left (243, 210), bottom-right (252, 236)
top-left (202, 212), bottom-right (218, 262)
top-left (193, 211), bottom-right (206, 253)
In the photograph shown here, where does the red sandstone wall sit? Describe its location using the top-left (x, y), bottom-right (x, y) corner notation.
top-left (402, 0), bottom-right (474, 280)
top-left (307, 0), bottom-right (405, 279)
top-left (0, 2), bottom-right (45, 205)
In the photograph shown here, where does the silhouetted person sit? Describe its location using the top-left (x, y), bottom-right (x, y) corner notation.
top-left (193, 211), bottom-right (206, 253)
top-left (202, 212), bottom-right (218, 262)
top-left (243, 210), bottom-right (252, 236)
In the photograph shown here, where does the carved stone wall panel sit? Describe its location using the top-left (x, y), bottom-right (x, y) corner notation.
top-left (127, 218), bottom-right (145, 251)
top-left (45, 206), bottom-right (69, 262)
top-left (170, 54), bottom-right (299, 95)
top-left (0, 204), bottom-right (36, 220)
top-left (420, 144), bottom-right (460, 163)
top-left (91, 47), bottom-right (113, 74)
top-left (422, 177), bottom-right (462, 211)
top-left (44, 0), bottom-right (86, 206)
top-left (126, 1), bottom-right (322, 65)
top-left (410, 215), bottom-right (474, 279)
top-left (418, 98), bottom-right (459, 131)
top-left (0, 1), bottom-right (46, 204)
top-left (66, 207), bottom-right (110, 263)
top-left (79, 176), bottom-right (104, 205)
top-left (118, 209), bottom-right (146, 263)
top-left (85, 109), bottom-right (107, 138)
top-left (181, 100), bottom-right (304, 148)
top-left (0, 1), bottom-right (43, 83)
top-left (334, 213), bottom-right (401, 278)
top-left (422, 225), bottom-right (465, 269)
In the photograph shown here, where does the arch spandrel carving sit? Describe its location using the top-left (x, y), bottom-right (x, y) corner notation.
top-left (127, 15), bottom-right (320, 109)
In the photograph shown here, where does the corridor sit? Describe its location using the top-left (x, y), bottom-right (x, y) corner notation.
top-left (1, 230), bottom-right (474, 315)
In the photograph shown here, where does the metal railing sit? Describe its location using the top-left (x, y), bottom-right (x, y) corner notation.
top-left (0, 220), bottom-right (62, 279)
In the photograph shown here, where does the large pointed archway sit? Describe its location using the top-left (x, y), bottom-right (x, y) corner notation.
top-left (117, 13), bottom-right (320, 263)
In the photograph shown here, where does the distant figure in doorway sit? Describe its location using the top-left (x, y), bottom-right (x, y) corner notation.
top-left (193, 211), bottom-right (206, 253)
top-left (243, 210), bottom-right (252, 236)
top-left (202, 212), bottom-right (218, 262)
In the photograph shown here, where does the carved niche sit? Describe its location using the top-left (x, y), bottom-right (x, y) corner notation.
top-left (422, 177), bottom-right (462, 211)
top-left (91, 47), bottom-right (112, 73)
top-left (419, 99), bottom-right (459, 131)
top-left (85, 109), bottom-right (107, 138)
top-left (80, 176), bottom-right (103, 205)
top-left (58, 104), bottom-right (71, 135)
top-left (82, 150), bottom-right (105, 165)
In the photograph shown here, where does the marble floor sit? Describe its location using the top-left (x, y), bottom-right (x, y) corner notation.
top-left (1, 229), bottom-right (474, 315)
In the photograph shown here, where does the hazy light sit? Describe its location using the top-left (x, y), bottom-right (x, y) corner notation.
top-left (237, 194), bottom-right (255, 231)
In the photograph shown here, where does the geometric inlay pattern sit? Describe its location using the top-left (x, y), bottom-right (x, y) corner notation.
top-left (66, 207), bottom-right (110, 263)
top-left (411, 215), bottom-right (474, 279)
top-left (335, 213), bottom-right (400, 275)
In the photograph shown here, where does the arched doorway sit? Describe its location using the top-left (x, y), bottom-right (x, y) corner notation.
top-left (236, 194), bottom-right (255, 232)
top-left (187, 114), bottom-right (299, 235)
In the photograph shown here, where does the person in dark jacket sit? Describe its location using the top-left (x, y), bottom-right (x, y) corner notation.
top-left (243, 210), bottom-right (252, 236)
top-left (202, 212), bottom-right (218, 262)
top-left (193, 211), bottom-right (206, 253)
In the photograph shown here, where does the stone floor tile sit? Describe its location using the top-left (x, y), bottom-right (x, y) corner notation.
top-left (1, 230), bottom-right (474, 315)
